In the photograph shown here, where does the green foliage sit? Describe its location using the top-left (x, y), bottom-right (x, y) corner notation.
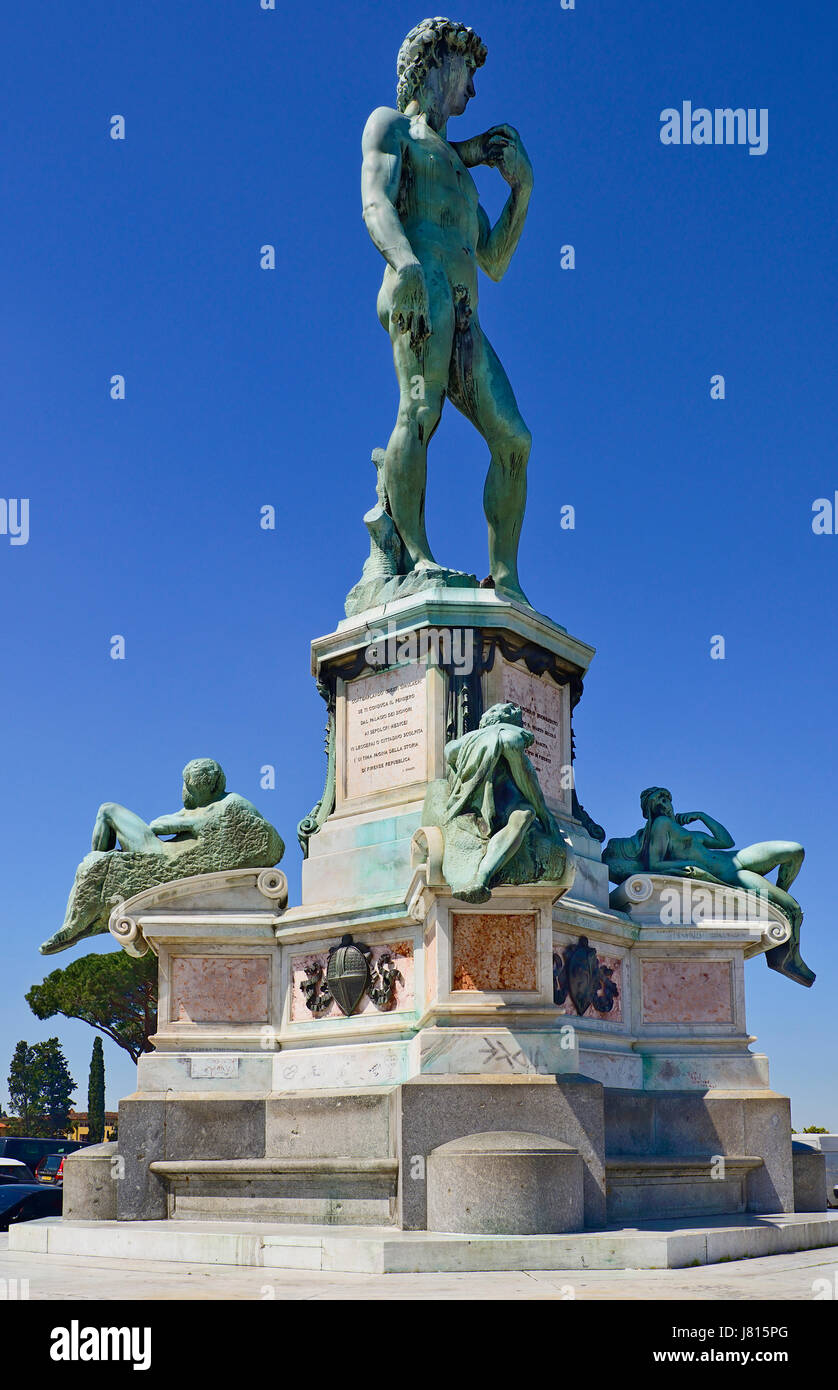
top-left (7, 1038), bottom-right (76, 1136)
top-left (27, 951), bottom-right (157, 1064)
top-left (7, 1042), bottom-right (35, 1131)
top-left (802, 1125), bottom-right (829, 1134)
top-left (87, 1037), bottom-right (106, 1144)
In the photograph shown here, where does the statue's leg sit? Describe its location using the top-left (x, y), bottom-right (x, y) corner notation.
top-left (733, 862), bottom-right (814, 987)
top-left (92, 802), bottom-right (164, 854)
top-left (735, 840), bottom-right (804, 891)
top-left (448, 317), bottom-right (531, 601)
top-left (733, 867), bottom-right (802, 928)
top-left (735, 843), bottom-right (812, 985)
top-left (474, 807), bottom-right (535, 891)
top-left (380, 268), bottom-right (455, 569)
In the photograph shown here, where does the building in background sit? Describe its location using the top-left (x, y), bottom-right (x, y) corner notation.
top-left (65, 1111), bottom-right (118, 1143)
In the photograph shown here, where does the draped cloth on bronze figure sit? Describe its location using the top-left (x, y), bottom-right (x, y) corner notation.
top-left (422, 716), bottom-right (570, 897)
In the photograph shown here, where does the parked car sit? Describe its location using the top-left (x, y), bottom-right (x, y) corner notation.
top-left (0, 1182), bottom-right (62, 1231)
top-left (0, 1158), bottom-right (37, 1184)
top-left (0, 1137), bottom-right (83, 1170)
top-left (35, 1154), bottom-right (66, 1185)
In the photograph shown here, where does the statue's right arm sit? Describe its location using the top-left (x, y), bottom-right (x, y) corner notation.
top-left (503, 737), bottom-right (553, 829)
top-left (684, 813), bottom-right (735, 850)
top-left (149, 811), bottom-right (192, 838)
top-left (444, 734), bottom-right (466, 768)
top-left (361, 108), bottom-right (418, 273)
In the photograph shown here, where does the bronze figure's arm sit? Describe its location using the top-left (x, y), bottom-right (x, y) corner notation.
top-left (463, 125), bottom-right (533, 282)
top-left (675, 810), bottom-right (735, 850)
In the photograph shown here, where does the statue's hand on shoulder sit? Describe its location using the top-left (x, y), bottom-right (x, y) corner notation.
top-left (482, 125), bottom-right (533, 192)
top-left (497, 722), bottom-right (531, 753)
top-left (391, 260), bottom-right (431, 350)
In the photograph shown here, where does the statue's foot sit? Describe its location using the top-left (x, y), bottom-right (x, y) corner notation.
top-left (454, 882), bottom-right (492, 904)
top-left (412, 559), bottom-right (472, 579)
top-left (39, 926), bottom-right (82, 955)
top-left (765, 943), bottom-right (816, 987)
top-left (494, 579), bottom-right (532, 607)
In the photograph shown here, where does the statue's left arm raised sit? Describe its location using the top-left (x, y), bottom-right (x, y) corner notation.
top-left (451, 125), bottom-right (533, 282)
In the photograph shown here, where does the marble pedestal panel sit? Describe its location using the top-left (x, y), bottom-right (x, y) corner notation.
top-left (113, 864), bottom-right (793, 1104)
top-left (300, 589), bottom-right (609, 914)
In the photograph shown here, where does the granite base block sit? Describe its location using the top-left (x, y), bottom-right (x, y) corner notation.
top-left (427, 1131), bottom-right (584, 1235)
top-left (265, 1089), bottom-right (392, 1159)
top-left (793, 1142), bottom-right (829, 1212)
top-left (62, 1142), bottom-right (119, 1221)
top-left (395, 1074), bottom-right (606, 1231)
top-left (603, 1086), bottom-right (794, 1216)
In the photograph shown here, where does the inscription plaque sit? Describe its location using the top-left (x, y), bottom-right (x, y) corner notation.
top-left (344, 662), bottom-right (427, 800)
top-left (500, 661), bottom-right (570, 811)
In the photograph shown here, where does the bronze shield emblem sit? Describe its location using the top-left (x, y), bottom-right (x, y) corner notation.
top-left (564, 936), bottom-right (599, 1017)
top-left (326, 934), bottom-right (370, 1017)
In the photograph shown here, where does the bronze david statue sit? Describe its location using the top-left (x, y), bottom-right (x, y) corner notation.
top-left (354, 18), bottom-right (534, 612)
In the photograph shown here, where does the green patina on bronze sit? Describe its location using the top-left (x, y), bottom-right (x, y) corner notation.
top-left (41, 759), bottom-right (284, 956)
top-left (348, 17), bottom-right (535, 616)
top-left (423, 702), bottom-right (570, 902)
top-left (603, 787), bottom-right (813, 988)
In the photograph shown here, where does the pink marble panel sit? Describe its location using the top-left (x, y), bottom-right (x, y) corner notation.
top-left (452, 913), bottom-right (538, 992)
top-left (641, 960), bottom-right (733, 1024)
top-left (170, 956), bottom-right (270, 1024)
top-left (291, 940), bottom-right (415, 1021)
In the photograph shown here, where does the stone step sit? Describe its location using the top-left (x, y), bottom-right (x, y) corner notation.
top-left (150, 1159), bottom-right (398, 1178)
top-left (147, 1157), bottom-right (399, 1225)
top-left (12, 1212), bottom-right (838, 1273)
top-left (605, 1154), bottom-right (764, 1222)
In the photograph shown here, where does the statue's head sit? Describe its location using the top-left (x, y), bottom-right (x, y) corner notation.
top-left (396, 18), bottom-right (487, 118)
top-left (182, 758), bottom-right (227, 809)
top-left (479, 702), bottom-right (523, 729)
top-left (640, 786), bottom-right (674, 822)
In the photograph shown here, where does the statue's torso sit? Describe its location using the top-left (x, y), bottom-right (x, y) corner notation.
top-left (395, 114), bottom-right (480, 296)
top-left (658, 816), bottom-right (732, 873)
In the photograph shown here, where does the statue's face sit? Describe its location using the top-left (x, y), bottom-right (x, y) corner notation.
top-left (437, 50), bottom-right (476, 118)
top-left (655, 792), bottom-right (674, 818)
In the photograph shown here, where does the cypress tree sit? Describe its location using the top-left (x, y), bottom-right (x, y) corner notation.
top-left (87, 1036), bottom-right (105, 1144)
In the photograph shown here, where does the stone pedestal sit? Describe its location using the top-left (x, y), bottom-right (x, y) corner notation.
top-left (100, 597), bottom-right (805, 1237)
top-left (298, 588), bottom-right (608, 915)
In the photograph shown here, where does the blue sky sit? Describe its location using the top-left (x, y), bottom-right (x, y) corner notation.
top-left (2, 0), bottom-right (836, 1124)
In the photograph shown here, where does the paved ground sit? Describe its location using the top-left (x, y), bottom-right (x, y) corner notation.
top-left (2, 1234), bottom-right (837, 1300)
